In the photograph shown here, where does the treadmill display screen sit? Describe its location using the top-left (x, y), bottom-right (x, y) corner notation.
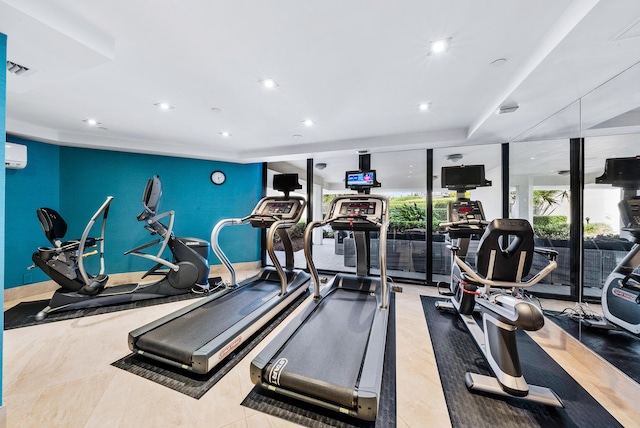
top-left (339, 202), bottom-right (377, 216)
top-left (262, 202), bottom-right (294, 215)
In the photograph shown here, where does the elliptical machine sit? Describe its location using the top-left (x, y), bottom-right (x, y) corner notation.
top-left (435, 164), bottom-right (563, 407)
top-left (582, 156), bottom-right (640, 334)
top-left (30, 175), bottom-right (211, 320)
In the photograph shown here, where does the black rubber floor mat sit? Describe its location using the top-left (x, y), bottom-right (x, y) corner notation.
top-left (421, 295), bottom-right (622, 428)
top-left (546, 310), bottom-right (640, 385)
top-left (4, 277), bottom-right (222, 330)
top-left (241, 293), bottom-right (396, 428)
top-left (111, 289), bottom-right (309, 399)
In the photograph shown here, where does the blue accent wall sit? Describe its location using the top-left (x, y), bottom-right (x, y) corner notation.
top-left (1, 30), bottom-right (7, 408)
top-left (4, 141), bottom-right (263, 289)
top-left (5, 137), bottom-right (60, 286)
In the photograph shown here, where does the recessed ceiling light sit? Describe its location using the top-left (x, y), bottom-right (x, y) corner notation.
top-left (219, 131), bottom-right (231, 137)
top-left (428, 38), bottom-right (451, 55)
top-left (83, 118), bottom-right (101, 126)
top-left (418, 103), bottom-right (430, 112)
top-left (303, 119), bottom-right (315, 127)
top-left (154, 102), bottom-right (174, 111)
top-left (260, 79), bottom-right (278, 89)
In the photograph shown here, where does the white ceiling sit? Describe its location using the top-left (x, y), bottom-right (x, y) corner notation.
top-left (2, 0), bottom-right (640, 173)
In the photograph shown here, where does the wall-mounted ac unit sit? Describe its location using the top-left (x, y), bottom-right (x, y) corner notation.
top-left (5, 142), bottom-right (27, 169)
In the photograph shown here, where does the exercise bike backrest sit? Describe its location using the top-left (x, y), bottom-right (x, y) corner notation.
top-left (476, 219), bottom-right (535, 283)
top-left (37, 207), bottom-right (68, 246)
top-left (136, 175), bottom-right (172, 238)
top-left (36, 207), bottom-right (98, 250)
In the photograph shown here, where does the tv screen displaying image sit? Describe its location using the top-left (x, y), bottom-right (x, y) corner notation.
top-left (346, 170), bottom-right (376, 188)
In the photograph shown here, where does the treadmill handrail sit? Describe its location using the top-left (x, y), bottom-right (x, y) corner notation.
top-left (211, 218), bottom-right (249, 286)
top-left (304, 194), bottom-right (390, 309)
top-left (210, 195), bottom-right (307, 289)
top-left (77, 196), bottom-right (114, 285)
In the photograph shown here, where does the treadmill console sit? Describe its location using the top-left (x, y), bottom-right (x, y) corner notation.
top-left (448, 200), bottom-right (486, 222)
top-left (330, 197), bottom-right (384, 231)
top-left (250, 198), bottom-right (304, 228)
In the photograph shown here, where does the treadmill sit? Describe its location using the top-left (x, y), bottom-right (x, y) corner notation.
top-left (250, 169), bottom-right (390, 421)
top-left (128, 174), bottom-right (311, 374)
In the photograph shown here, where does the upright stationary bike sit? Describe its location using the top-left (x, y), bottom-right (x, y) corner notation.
top-left (435, 164), bottom-right (563, 407)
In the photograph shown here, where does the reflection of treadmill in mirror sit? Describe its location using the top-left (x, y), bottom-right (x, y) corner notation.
top-left (128, 174), bottom-right (311, 374)
top-left (250, 169), bottom-right (390, 421)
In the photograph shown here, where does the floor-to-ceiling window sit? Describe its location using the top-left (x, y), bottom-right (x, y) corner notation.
top-left (431, 145), bottom-right (503, 283)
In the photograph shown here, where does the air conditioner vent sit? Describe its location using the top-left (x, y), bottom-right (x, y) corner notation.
top-left (6, 60), bottom-right (31, 76)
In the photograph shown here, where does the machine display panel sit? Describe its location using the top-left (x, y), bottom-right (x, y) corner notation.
top-left (261, 201), bottom-right (294, 215)
top-left (339, 201), bottom-right (377, 216)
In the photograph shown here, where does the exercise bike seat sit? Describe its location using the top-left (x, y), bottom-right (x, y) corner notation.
top-left (36, 208), bottom-right (98, 251)
top-left (476, 219), bottom-right (535, 283)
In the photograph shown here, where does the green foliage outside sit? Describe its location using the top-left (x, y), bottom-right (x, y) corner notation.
top-left (386, 194), bottom-right (456, 232)
top-left (533, 216), bottom-right (569, 240)
top-left (533, 215), bottom-right (614, 240)
top-left (584, 222), bottom-right (614, 238)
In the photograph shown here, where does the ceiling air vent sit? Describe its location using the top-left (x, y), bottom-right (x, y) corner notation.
top-left (6, 60), bottom-right (31, 76)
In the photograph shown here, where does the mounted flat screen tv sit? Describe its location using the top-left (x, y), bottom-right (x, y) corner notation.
top-left (441, 165), bottom-right (491, 190)
top-left (345, 170), bottom-right (379, 189)
top-left (596, 156), bottom-right (640, 188)
top-left (273, 173), bottom-right (302, 192)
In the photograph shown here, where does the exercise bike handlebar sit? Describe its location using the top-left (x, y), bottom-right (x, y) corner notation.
top-left (126, 210), bottom-right (180, 272)
top-left (453, 252), bottom-right (558, 293)
top-left (439, 219), bottom-right (490, 229)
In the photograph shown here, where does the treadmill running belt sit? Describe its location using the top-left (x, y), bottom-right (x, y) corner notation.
top-left (266, 288), bottom-right (377, 408)
top-left (136, 280), bottom-right (281, 364)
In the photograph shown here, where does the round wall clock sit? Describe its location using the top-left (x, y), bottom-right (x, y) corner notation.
top-left (210, 170), bottom-right (226, 185)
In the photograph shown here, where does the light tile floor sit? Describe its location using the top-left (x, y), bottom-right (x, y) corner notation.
top-left (3, 270), bottom-right (640, 427)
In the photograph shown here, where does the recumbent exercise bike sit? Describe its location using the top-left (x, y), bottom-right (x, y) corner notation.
top-left (30, 175), bottom-right (211, 320)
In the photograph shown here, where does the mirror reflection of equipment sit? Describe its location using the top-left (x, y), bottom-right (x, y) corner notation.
top-left (583, 156), bottom-right (640, 334)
